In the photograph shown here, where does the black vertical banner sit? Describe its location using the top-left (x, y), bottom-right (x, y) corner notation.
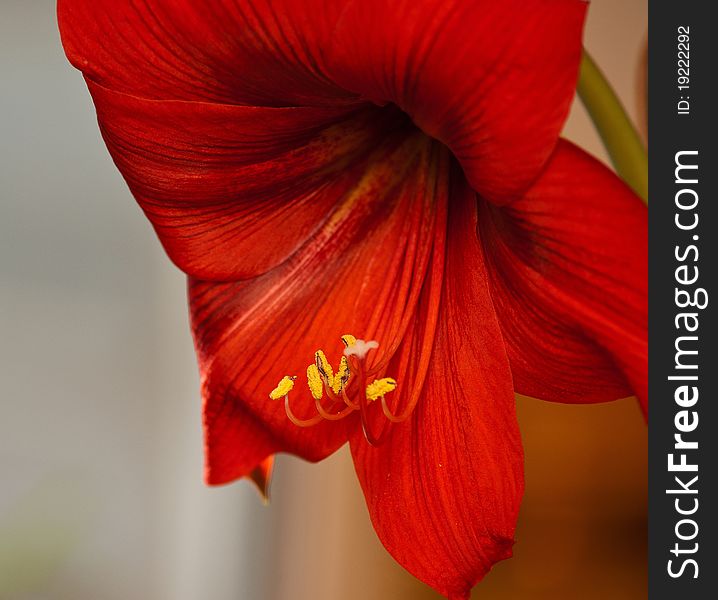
top-left (649, 2), bottom-right (717, 599)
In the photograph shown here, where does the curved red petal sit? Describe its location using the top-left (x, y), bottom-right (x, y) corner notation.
top-left (204, 397), bottom-right (279, 486)
top-left (61, 0), bottom-right (586, 205)
top-left (58, 0), bottom-right (353, 106)
top-left (194, 136), bottom-right (447, 482)
top-left (479, 140), bottom-right (648, 414)
top-left (351, 172), bottom-right (523, 598)
top-left (303, 0), bottom-right (586, 203)
top-left (87, 80), bottom-right (401, 280)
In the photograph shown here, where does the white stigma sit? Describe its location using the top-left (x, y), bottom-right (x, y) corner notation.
top-left (343, 339), bottom-right (379, 360)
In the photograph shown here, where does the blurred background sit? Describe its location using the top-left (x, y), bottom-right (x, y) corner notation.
top-left (0, 1), bottom-right (647, 598)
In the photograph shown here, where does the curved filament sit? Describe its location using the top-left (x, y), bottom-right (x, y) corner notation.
top-left (284, 395), bottom-right (323, 427)
top-left (341, 390), bottom-right (360, 410)
top-left (381, 395), bottom-right (414, 423)
top-left (315, 398), bottom-right (356, 421)
top-left (351, 355), bottom-right (389, 446)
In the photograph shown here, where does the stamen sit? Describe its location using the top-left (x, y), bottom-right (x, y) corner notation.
top-left (315, 398), bottom-right (355, 421)
top-left (268, 334), bottom-right (410, 440)
top-left (314, 350), bottom-right (335, 388)
top-left (341, 389), bottom-right (360, 410)
top-left (381, 396), bottom-right (413, 423)
top-left (284, 395), bottom-right (323, 427)
top-left (269, 376), bottom-right (296, 400)
top-left (366, 378), bottom-right (397, 401)
top-left (332, 356), bottom-right (351, 395)
top-left (306, 364), bottom-right (324, 400)
top-left (350, 353), bottom-right (388, 446)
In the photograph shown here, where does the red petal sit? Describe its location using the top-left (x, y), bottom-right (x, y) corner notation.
top-left (61, 0), bottom-right (586, 204)
top-left (58, 0), bottom-right (353, 106)
top-left (324, 0), bottom-right (587, 203)
top-left (87, 80), bottom-right (399, 280)
top-left (204, 398), bottom-right (279, 486)
top-left (193, 136), bottom-right (447, 484)
top-left (350, 173), bottom-right (523, 598)
top-left (479, 140), bottom-right (648, 414)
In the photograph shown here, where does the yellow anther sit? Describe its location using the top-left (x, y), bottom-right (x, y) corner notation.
top-left (269, 376), bottom-right (296, 400)
top-left (314, 350), bottom-right (335, 387)
top-left (341, 334), bottom-right (357, 348)
top-left (306, 364), bottom-right (324, 401)
top-left (366, 378), bottom-right (397, 401)
top-left (332, 356), bottom-right (351, 395)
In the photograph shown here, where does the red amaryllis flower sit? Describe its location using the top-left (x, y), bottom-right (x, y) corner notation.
top-left (59, 0), bottom-right (647, 597)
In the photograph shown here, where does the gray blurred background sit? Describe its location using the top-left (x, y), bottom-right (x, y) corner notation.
top-left (1, 1), bottom-right (647, 599)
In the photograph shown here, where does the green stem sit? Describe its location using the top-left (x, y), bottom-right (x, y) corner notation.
top-left (577, 49), bottom-right (648, 204)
